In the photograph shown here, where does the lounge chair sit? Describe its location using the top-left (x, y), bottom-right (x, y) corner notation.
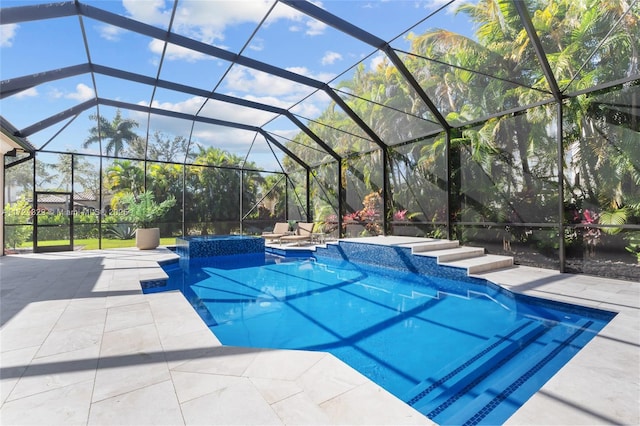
top-left (280, 222), bottom-right (314, 245)
top-left (262, 222), bottom-right (290, 242)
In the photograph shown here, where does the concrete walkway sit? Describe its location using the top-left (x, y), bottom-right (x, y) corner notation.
top-left (0, 241), bottom-right (638, 425)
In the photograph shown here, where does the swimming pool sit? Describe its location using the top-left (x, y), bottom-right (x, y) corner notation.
top-left (150, 243), bottom-right (615, 425)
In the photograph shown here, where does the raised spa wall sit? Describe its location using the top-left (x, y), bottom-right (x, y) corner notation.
top-left (176, 235), bottom-right (265, 260)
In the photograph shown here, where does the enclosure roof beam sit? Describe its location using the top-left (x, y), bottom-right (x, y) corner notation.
top-left (2, 63), bottom-right (337, 167)
top-left (98, 99), bottom-right (258, 132)
top-left (0, 1), bottom-right (77, 24)
top-left (513, 1), bottom-right (563, 101)
top-left (322, 89), bottom-right (388, 150)
top-left (18, 99), bottom-right (97, 138)
top-left (76, 2), bottom-right (325, 90)
top-left (97, 99), bottom-right (313, 170)
top-left (2, 2), bottom-right (379, 159)
top-left (0, 64), bottom-right (92, 100)
top-left (259, 130), bottom-right (309, 171)
top-left (285, 113), bottom-right (341, 162)
top-left (17, 97), bottom-right (263, 140)
top-left (281, 0), bottom-right (451, 130)
top-left (76, 1), bottom-right (382, 153)
top-left (1, 2), bottom-right (324, 90)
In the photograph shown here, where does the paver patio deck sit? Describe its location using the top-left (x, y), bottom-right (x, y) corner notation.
top-left (0, 238), bottom-right (638, 425)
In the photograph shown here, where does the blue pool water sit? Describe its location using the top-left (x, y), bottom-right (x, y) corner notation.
top-left (149, 247), bottom-right (615, 425)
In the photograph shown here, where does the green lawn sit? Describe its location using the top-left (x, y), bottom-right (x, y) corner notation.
top-left (20, 237), bottom-right (177, 250)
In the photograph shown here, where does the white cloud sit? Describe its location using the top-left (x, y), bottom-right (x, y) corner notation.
top-left (321, 51), bottom-right (342, 65)
top-left (97, 24), bottom-right (124, 41)
top-left (224, 66), bottom-right (315, 100)
top-left (136, 94), bottom-right (274, 134)
top-left (221, 67), bottom-right (334, 120)
top-left (266, 127), bottom-right (300, 141)
top-left (305, 19), bottom-right (327, 36)
top-left (148, 38), bottom-right (208, 62)
top-left (416, 0), bottom-right (459, 14)
top-left (147, 97), bottom-right (202, 115)
top-left (242, 94), bottom-right (291, 110)
top-left (122, 0), bottom-right (171, 27)
top-left (14, 87), bottom-right (38, 99)
top-left (1, 23), bottom-right (18, 47)
top-left (192, 126), bottom-right (262, 154)
top-left (49, 88), bottom-right (64, 99)
top-left (121, 0), bottom-right (320, 65)
top-left (285, 66), bottom-right (335, 82)
top-left (249, 38), bottom-right (264, 52)
top-left (369, 52), bottom-right (387, 71)
top-left (46, 84), bottom-right (95, 101)
top-left (289, 100), bottom-right (322, 119)
top-left (131, 102), bottom-right (264, 158)
top-left (124, 0), bottom-right (278, 47)
top-left (66, 84), bottom-right (95, 101)
top-left (127, 92), bottom-right (302, 165)
top-left (201, 98), bottom-right (278, 126)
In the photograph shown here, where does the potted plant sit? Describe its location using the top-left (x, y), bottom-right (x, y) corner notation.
top-left (121, 191), bottom-right (176, 250)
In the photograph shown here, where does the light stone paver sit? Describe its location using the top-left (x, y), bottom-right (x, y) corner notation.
top-left (473, 265), bottom-right (639, 425)
top-left (8, 345), bottom-right (99, 402)
top-left (0, 242), bottom-right (637, 425)
top-left (88, 380), bottom-right (184, 425)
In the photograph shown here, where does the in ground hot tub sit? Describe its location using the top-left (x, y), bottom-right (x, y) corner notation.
top-left (176, 235), bottom-right (264, 260)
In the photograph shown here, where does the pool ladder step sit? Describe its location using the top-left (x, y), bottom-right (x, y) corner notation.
top-left (402, 319), bottom-right (549, 418)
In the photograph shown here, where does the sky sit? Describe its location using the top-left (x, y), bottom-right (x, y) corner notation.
top-left (0, 0), bottom-right (477, 170)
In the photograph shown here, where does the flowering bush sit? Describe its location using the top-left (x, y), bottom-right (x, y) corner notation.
top-left (343, 191), bottom-right (383, 236)
top-left (570, 208), bottom-right (601, 256)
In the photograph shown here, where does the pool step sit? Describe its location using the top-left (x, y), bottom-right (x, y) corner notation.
top-left (410, 240), bottom-right (460, 253)
top-left (315, 237), bottom-right (514, 275)
top-left (414, 246), bottom-right (485, 262)
top-left (411, 242), bottom-right (513, 275)
top-left (445, 254), bottom-right (514, 274)
top-left (460, 318), bottom-right (596, 426)
top-left (413, 318), bottom-right (594, 425)
top-left (402, 319), bottom-right (547, 412)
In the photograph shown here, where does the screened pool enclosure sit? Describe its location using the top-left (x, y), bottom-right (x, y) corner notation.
top-left (1, 0), bottom-right (639, 281)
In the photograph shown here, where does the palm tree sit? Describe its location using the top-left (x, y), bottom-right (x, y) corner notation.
top-left (83, 109), bottom-right (139, 157)
top-left (103, 160), bottom-right (144, 210)
top-left (185, 147), bottom-right (264, 233)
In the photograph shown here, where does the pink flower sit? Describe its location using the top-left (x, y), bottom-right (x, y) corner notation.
top-left (394, 209), bottom-right (407, 221)
top-left (582, 209), bottom-right (598, 224)
top-left (343, 212), bottom-right (360, 222)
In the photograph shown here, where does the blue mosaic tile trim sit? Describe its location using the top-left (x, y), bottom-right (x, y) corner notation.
top-left (157, 257), bottom-right (178, 266)
top-left (460, 320), bottom-right (594, 426)
top-left (265, 246), bottom-right (313, 258)
top-left (176, 235), bottom-right (264, 259)
top-left (314, 241), bottom-right (480, 284)
top-left (425, 325), bottom-right (552, 419)
top-left (514, 292), bottom-right (617, 321)
top-left (140, 279), bottom-right (168, 290)
top-left (406, 320), bottom-right (534, 406)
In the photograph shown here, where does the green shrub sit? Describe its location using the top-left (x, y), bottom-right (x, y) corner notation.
top-left (3, 197), bottom-right (32, 249)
